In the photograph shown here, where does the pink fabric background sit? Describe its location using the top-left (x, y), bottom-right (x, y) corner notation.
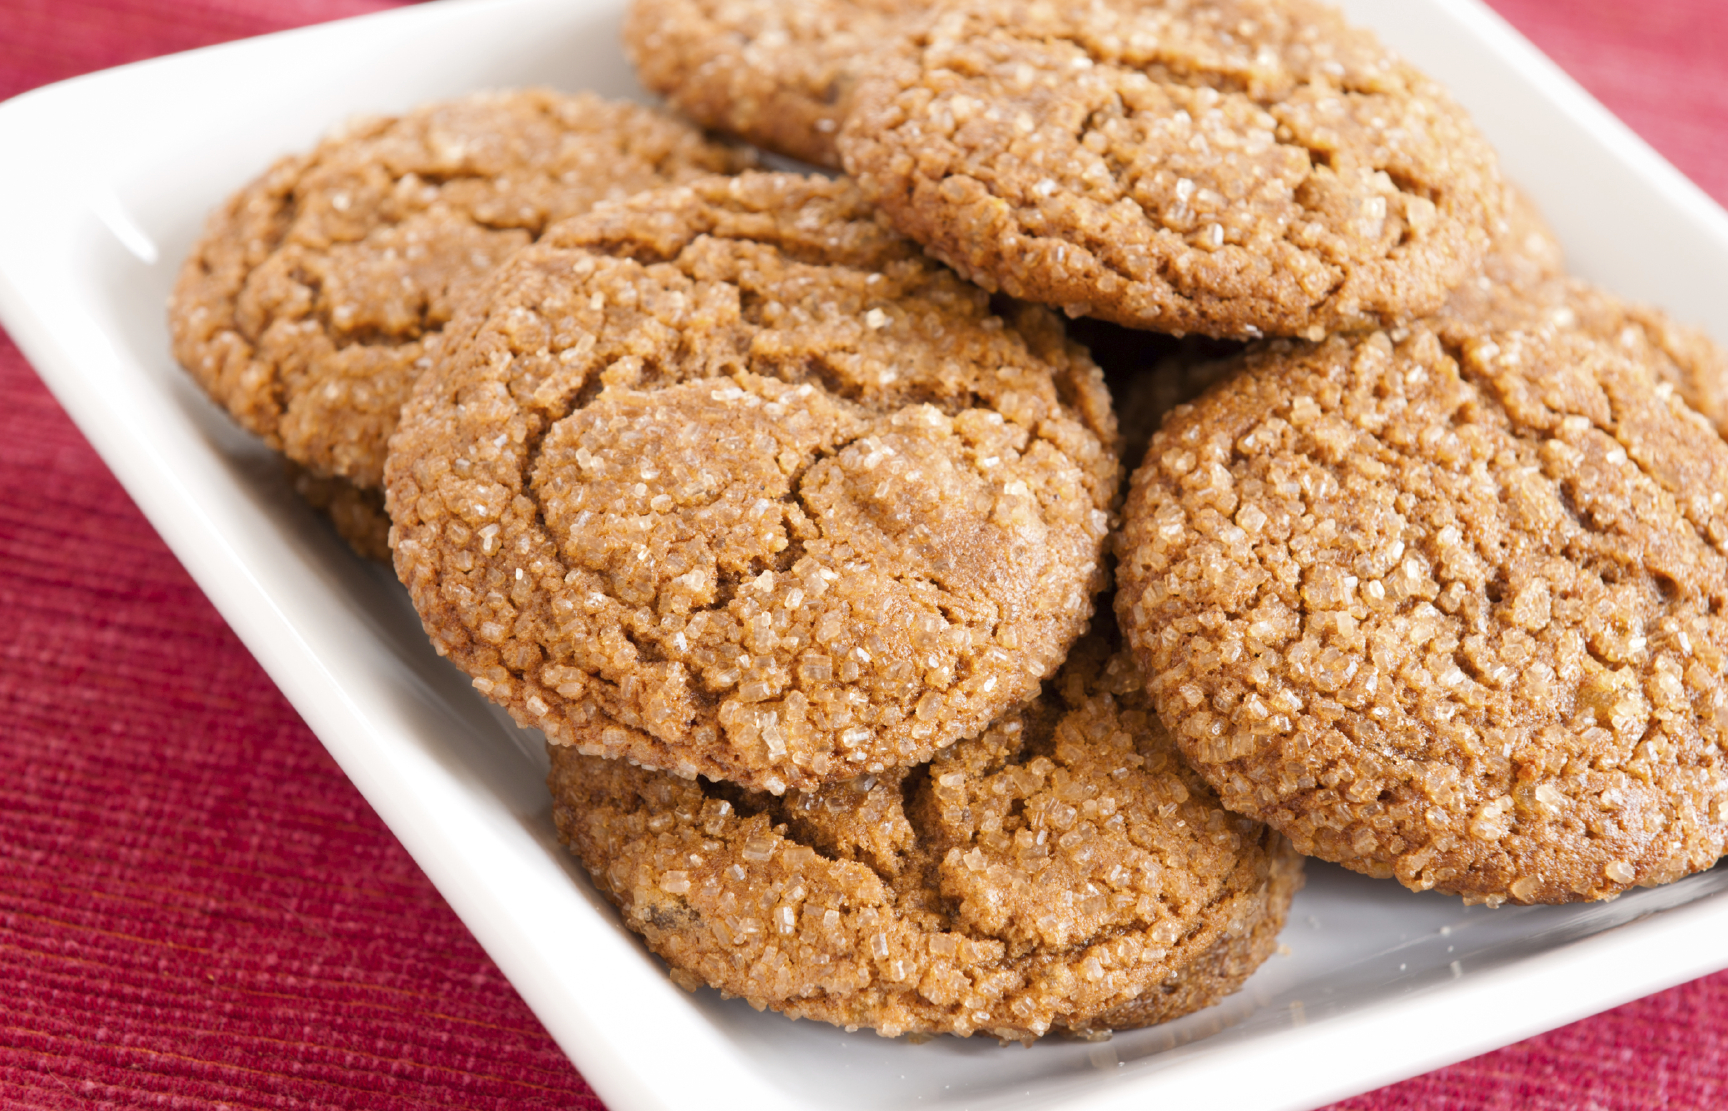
top-left (1, 0), bottom-right (1724, 1107)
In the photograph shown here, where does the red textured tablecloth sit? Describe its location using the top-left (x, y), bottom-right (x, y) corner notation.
top-left (2, 1), bottom-right (1725, 1107)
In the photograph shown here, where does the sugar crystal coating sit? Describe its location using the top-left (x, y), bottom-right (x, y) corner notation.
top-left (1106, 178), bottom-right (1567, 469)
top-left (840, 0), bottom-right (1504, 339)
top-left (1444, 275), bottom-right (1728, 443)
top-left (624, 0), bottom-right (924, 169)
top-left (1433, 184), bottom-right (1728, 441)
top-left (1116, 281), bottom-right (1728, 904)
top-left (169, 89), bottom-right (753, 499)
top-left (549, 623), bottom-right (1300, 1038)
top-left (387, 173), bottom-right (1119, 792)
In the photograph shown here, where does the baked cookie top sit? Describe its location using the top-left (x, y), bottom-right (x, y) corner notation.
top-left (1436, 185), bottom-right (1728, 440)
top-left (840, 0), bottom-right (1504, 339)
top-left (624, 0), bottom-right (924, 169)
top-left (170, 89), bottom-right (751, 491)
top-left (549, 624), bottom-right (1300, 1039)
top-left (1115, 281), bottom-right (1728, 905)
top-left (1444, 276), bottom-right (1728, 443)
top-left (387, 173), bottom-right (1119, 793)
top-left (1105, 179), bottom-right (1566, 466)
top-left (1573, 293), bottom-right (1728, 441)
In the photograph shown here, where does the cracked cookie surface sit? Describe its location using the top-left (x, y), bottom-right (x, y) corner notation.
top-left (170, 89), bottom-right (752, 498)
top-left (839, 0), bottom-right (1503, 339)
top-left (387, 172), bottom-right (1118, 793)
top-left (624, 0), bottom-right (924, 169)
top-left (1103, 179), bottom-right (1566, 470)
top-left (1443, 276), bottom-right (1728, 443)
top-left (1115, 281), bottom-right (1728, 904)
top-left (549, 623), bottom-right (1300, 1039)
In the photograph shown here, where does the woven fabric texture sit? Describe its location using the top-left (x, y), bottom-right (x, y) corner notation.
top-left (0, 1), bottom-right (1724, 1108)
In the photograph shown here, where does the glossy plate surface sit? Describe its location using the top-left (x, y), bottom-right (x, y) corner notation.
top-left (1, 1), bottom-right (1726, 1108)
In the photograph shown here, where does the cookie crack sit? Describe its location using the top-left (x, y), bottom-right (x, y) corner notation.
top-left (283, 255), bottom-right (437, 358)
top-left (1460, 330), bottom-right (1718, 561)
top-left (392, 168), bottom-right (494, 189)
top-left (1599, 378), bottom-right (1721, 557)
top-left (1020, 32), bottom-right (1271, 104)
top-left (404, 166), bottom-right (559, 237)
top-left (768, 770), bottom-right (922, 890)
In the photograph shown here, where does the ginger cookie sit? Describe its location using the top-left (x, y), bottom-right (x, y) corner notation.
top-left (387, 173), bottom-right (1119, 793)
top-left (1443, 276), bottom-right (1728, 442)
top-left (839, 0), bottom-right (1504, 339)
top-left (549, 622), bottom-right (1301, 1039)
top-left (1102, 181), bottom-right (1563, 483)
top-left (1566, 293), bottom-right (1728, 440)
top-left (1115, 281), bottom-right (1728, 905)
top-left (624, 0), bottom-right (924, 169)
top-left (170, 89), bottom-right (753, 505)
top-left (1437, 186), bottom-right (1728, 440)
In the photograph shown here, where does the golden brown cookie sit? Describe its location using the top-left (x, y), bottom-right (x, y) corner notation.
top-left (839, 0), bottom-right (1505, 339)
top-left (1079, 182), bottom-right (1560, 481)
top-left (1101, 181), bottom-right (1564, 489)
top-left (387, 172), bottom-right (1119, 794)
top-left (1434, 184), bottom-right (1728, 440)
top-left (1115, 281), bottom-right (1728, 905)
top-left (1443, 276), bottom-right (1728, 442)
top-left (170, 89), bottom-right (753, 497)
top-left (550, 622), bottom-right (1300, 1039)
top-left (624, 0), bottom-right (924, 169)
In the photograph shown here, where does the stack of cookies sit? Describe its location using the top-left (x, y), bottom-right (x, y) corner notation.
top-left (169, 0), bottom-right (1728, 1044)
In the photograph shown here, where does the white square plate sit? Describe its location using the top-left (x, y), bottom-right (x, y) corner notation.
top-left (4, 1), bottom-right (1728, 1108)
